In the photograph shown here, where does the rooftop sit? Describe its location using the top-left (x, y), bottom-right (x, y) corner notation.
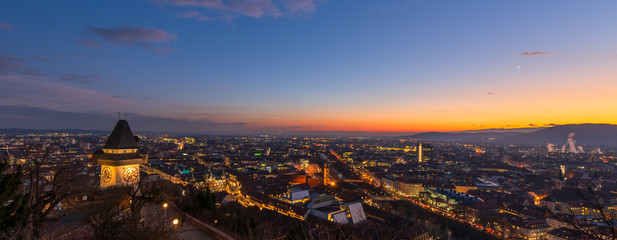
top-left (103, 120), bottom-right (140, 149)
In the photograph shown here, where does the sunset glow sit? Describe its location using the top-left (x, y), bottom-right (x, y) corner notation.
top-left (1, 1), bottom-right (616, 134)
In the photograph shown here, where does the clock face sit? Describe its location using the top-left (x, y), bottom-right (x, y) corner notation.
top-left (101, 167), bottom-right (112, 183)
top-left (122, 166), bottom-right (138, 182)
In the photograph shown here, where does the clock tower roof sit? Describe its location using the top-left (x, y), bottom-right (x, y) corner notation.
top-left (103, 120), bottom-right (140, 149)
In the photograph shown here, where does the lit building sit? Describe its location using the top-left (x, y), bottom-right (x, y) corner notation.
top-left (190, 169), bottom-right (227, 192)
top-left (324, 162), bottom-right (331, 186)
top-left (382, 175), bottom-right (396, 190)
top-left (306, 193), bottom-right (367, 224)
top-left (395, 178), bottom-right (425, 197)
top-left (310, 201), bottom-right (367, 224)
top-left (508, 219), bottom-right (549, 240)
top-left (300, 159), bottom-right (309, 173)
top-left (92, 120), bottom-right (147, 188)
top-left (417, 143), bottom-right (434, 162)
top-left (280, 188), bottom-right (311, 204)
top-left (417, 143), bottom-right (423, 163)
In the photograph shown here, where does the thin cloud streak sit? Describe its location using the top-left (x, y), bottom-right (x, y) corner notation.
top-left (76, 40), bottom-right (102, 48)
top-left (0, 23), bottom-right (14, 30)
top-left (283, 0), bottom-right (317, 15)
top-left (32, 56), bottom-right (51, 62)
top-left (159, 0), bottom-right (320, 19)
top-left (0, 54), bottom-right (26, 72)
top-left (88, 26), bottom-right (176, 44)
top-left (181, 10), bottom-right (201, 18)
top-left (58, 73), bottom-right (101, 84)
top-left (0, 105), bottom-right (254, 135)
top-left (519, 51), bottom-right (555, 57)
top-left (162, 0), bottom-right (280, 18)
top-left (0, 73), bottom-right (129, 111)
top-left (87, 26), bottom-right (176, 53)
top-left (140, 43), bottom-right (175, 55)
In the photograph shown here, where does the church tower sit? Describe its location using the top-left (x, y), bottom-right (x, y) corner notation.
top-left (93, 120), bottom-right (147, 188)
top-left (324, 162), bottom-right (331, 186)
top-left (555, 165), bottom-right (566, 190)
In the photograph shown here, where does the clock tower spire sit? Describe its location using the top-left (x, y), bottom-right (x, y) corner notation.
top-left (93, 120), bottom-right (147, 188)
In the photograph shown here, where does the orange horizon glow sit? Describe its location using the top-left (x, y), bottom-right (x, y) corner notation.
top-left (249, 121), bottom-right (616, 133)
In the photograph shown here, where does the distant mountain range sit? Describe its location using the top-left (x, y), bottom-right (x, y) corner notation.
top-left (0, 128), bottom-right (109, 135)
top-left (410, 124), bottom-right (617, 146)
top-left (0, 128), bottom-right (166, 136)
top-left (4, 124), bottom-right (617, 145)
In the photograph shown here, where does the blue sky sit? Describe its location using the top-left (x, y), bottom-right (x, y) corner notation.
top-left (1, 1), bottom-right (617, 134)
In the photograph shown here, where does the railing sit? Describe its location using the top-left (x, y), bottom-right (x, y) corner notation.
top-left (166, 200), bottom-right (235, 240)
top-left (184, 213), bottom-right (235, 240)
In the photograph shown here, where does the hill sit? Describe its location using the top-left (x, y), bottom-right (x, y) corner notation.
top-left (410, 124), bottom-right (617, 146)
top-left (409, 131), bottom-right (519, 143)
top-left (498, 124), bottom-right (617, 145)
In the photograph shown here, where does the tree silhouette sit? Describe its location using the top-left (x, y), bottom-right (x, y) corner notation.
top-left (566, 186), bottom-right (617, 240)
top-left (7, 144), bottom-right (92, 240)
top-left (0, 160), bottom-right (28, 238)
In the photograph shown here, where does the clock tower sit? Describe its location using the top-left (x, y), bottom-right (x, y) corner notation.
top-left (93, 120), bottom-right (147, 188)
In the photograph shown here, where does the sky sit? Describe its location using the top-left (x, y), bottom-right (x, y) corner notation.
top-left (1, 0), bottom-right (617, 135)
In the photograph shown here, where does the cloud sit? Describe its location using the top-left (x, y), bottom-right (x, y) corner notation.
top-left (58, 73), bottom-right (101, 84)
top-left (0, 73), bottom-right (128, 112)
top-left (0, 105), bottom-right (254, 135)
top-left (519, 51), bottom-right (555, 57)
top-left (197, 14), bottom-right (234, 21)
top-left (76, 40), bottom-right (102, 48)
top-left (162, 0), bottom-right (279, 18)
top-left (88, 26), bottom-right (176, 44)
top-left (55, 52), bottom-right (83, 57)
top-left (181, 10), bottom-right (201, 18)
top-left (0, 23), bottom-right (13, 30)
top-left (0, 54), bottom-right (45, 76)
top-left (0, 54), bottom-right (26, 72)
top-left (159, 0), bottom-right (321, 19)
top-left (610, 55), bottom-right (617, 59)
top-left (0, 54), bottom-right (48, 77)
top-left (87, 26), bottom-right (176, 53)
top-left (180, 9), bottom-right (234, 22)
top-left (32, 56), bottom-right (51, 62)
top-left (282, 0), bottom-right (316, 15)
top-left (140, 43), bottom-right (175, 55)
top-left (269, 125), bottom-right (304, 129)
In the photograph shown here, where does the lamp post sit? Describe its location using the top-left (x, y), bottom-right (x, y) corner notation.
top-left (163, 203), bottom-right (168, 228)
top-left (172, 218), bottom-right (179, 232)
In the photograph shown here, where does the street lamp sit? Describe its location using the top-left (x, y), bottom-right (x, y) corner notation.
top-left (172, 218), bottom-right (179, 231)
top-left (163, 203), bottom-right (168, 227)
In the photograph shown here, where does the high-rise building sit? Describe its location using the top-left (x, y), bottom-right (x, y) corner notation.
top-left (417, 143), bottom-right (434, 162)
top-left (417, 143), bottom-right (423, 163)
top-left (93, 120), bottom-right (148, 188)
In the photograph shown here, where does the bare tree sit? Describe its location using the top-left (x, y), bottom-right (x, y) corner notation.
top-left (88, 176), bottom-right (175, 240)
top-left (0, 160), bottom-right (28, 239)
top-left (566, 186), bottom-right (617, 240)
top-left (11, 143), bottom-right (91, 240)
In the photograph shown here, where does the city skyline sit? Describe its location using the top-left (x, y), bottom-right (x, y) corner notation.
top-left (2, 1), bottom-right (617, 134)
